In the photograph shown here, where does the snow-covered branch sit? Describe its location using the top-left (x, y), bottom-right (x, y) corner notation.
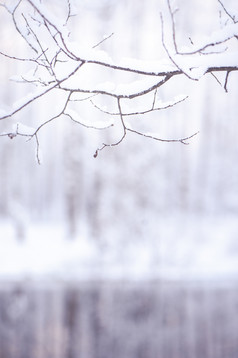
top-left (0, 0), bottom-right (237, 160)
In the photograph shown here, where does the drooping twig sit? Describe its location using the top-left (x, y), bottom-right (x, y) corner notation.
top-left (94, 97), bottom-right (127, 157)
top-left (224, 70), bottom-right (232, 92)
top-left (127, 128), bottom-right (199, 145)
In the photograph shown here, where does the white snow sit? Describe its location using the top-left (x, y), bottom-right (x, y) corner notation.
top-left (173, 51), bottom-right (238, 80)
top-left (0, 214), bottom-right (238, 282)
top-left (118, 57), bottom-right (176, 73)
top-left (184, 22), bottom-right (238, 54)
top-left (11, 85), bottom-right (56, 115)
top-left (67, 42), bottom-right (114, 64)
top-left (0, 108), bottom-right (8, 118)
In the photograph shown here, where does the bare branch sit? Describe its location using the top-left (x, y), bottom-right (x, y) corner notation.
top-left (210, 72), bottom-right (223, 88)
top-left (1, 0), bottom-right (238, 160)
top-left (127, 128), bottom-right (199, 145)
top-left (160, 12), bottom-right (194, 80)
top-left (90, 95), bottom-right (188, 117)
top-left (92, 32), bottom-right (114, 49)
top-left (224, 70), bottom-right (232, 92)
top-left (60, 75), bottom-right (174, 101)
top-left (218, 0), bottom-right (237, 23)
top-left (0, 61), bottom-right (84, 121)
top-left (167, 0), bottom-right (178, 53)
top-left (152, 88), bottom-right (158, 110)
top-left (11, 1), bottom-right (38, 53)
top-left (64, 112), bottom-right (114, 130)
top-left (94, 97), bottom-right (127, 157)
top-left (34, 133), bottom-right (41, 164)
top-left (27, 0), bottom-right (78, 61)
top-left (33, 91), bottom-right (73, 135)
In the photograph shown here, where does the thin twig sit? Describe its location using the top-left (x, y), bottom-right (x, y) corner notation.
top-left (92, 32), bottom-right (114, 49)
top-left (152, 88), bottom-right (158, 109)
top-left (224, 70), bottom-right (231, 92)
top-left (218, 0), bottom-right (237, 23)
top-left (127, 128), bottom-right (199, 145)
top-left (210, 72), bottom-right (223, 87)
top-left (167, 0), bottom-right (178, 53)
top-left (35, 133), bottom-right (41, 164)
top-left (33, 91), bottom-right (73, 135)
top-left (65, 112), bottom-right (114, 130)
top-left (90, 95), bottom-right (188, 116)
top-left (0, 61), bottom-right (84, 121)
top-left (94, 97), bottom-right (127, 157)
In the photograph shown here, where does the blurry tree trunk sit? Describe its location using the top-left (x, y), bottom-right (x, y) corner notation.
top-left (64, 290), bottom-right (80, 358)
top-left (194, 91), bottom-right (213, 213)
top-left (86, 173), bottom-right (102, 240)
top-left (63, 124), bottom-right (85, 239)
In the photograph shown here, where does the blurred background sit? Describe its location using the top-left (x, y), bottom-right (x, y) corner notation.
top-left (0, 0), bottom-right (238, 357)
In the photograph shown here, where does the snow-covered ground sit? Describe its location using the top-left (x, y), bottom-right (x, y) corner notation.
top-left (1, 213), bottom-right (238, 282)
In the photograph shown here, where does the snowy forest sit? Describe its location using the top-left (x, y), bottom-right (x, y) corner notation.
top-left (0, 0), bottom-right (238, 356)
